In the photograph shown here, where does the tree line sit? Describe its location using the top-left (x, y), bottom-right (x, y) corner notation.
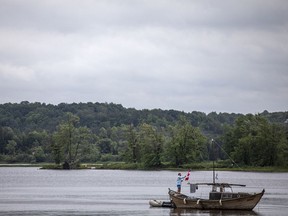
top-left (0, 101), bottom-right (287, 169)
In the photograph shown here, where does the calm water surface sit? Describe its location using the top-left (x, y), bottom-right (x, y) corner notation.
top-left (0, 167), bottom-right (287, 216)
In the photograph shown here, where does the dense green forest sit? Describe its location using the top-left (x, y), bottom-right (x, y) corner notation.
top-left (0, 101), bottom-right (287, 169)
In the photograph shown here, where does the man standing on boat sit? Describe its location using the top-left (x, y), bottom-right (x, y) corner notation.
top-left (176, 173), bottom-right (186, 193)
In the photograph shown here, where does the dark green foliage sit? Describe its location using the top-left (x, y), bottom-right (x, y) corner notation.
top-left (165, 117), bottom-right (207, 166)
top-left (222, 114), bottom-right (288, 167)
top-left (0, 101), bottom-right (287, 168)
top-left (52, 113), bottom-right (96, 169)
top-left (138, 123), bottom-right (164, 168)
top-left (123, 124), bottom-right (140, 163)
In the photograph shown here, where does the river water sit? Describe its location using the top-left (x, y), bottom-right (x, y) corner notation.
top-left (0, 167), bottom-right (287, 216)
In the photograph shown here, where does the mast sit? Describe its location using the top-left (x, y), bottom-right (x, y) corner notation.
top-left (212, 139), bottom-right (215, 184)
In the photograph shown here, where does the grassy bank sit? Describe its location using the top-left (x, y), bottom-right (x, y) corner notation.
top-left (0, 163), bottom-right (43, 167)
top-left (41, 162), bottom-right (288, 172)
top-left (1, 162), bottom-right (287, 172)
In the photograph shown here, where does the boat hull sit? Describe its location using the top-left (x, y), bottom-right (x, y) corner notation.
top-left (168, 189), bottom-right (264, 210)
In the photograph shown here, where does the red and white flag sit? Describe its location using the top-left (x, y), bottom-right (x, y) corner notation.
top-left (185, 170), bottom-right (190, 181)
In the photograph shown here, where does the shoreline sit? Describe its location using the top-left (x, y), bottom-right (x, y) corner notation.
top-left (0, 163), bottom-right (287, 172)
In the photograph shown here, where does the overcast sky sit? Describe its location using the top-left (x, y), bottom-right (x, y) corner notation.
top-left (0, 0), bottom-right (287, 114)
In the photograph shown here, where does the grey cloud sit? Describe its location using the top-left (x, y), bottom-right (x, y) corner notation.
top-left (1, 0), bottom-right (287, 32)
top-left (0, 0), bottom-right (287, 113)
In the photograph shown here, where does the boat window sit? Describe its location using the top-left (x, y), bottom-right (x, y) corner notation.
top-left (222, 193), bottom-right (233, 199)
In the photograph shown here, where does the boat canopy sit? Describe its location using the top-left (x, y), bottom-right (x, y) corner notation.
top-left (193, 183), bottom-right (246, 187)
top-left (190, 182), bottom-right (246, 193)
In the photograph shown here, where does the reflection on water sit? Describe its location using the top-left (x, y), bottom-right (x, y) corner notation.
top-left (0, 168), bottom-right (287, 216)
top-left (170, 209), bottom-right (260, 216)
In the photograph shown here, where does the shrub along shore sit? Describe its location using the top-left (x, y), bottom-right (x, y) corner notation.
top-left (1, 162), bottom-right (287, 172)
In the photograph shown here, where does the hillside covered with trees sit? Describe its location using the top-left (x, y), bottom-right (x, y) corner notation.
top-left (0, 101), bottom-right (287, 169)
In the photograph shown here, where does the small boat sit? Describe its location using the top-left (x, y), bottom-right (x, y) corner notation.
top-left (169, 185), bottom-right (264, 210)
top-left (149, 199), bottom-right (174, 208)
top-left (168, 139), bottom-right (265, 210)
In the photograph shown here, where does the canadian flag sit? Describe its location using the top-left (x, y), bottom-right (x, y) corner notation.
top-left (185, 170), bottom-right (190, 181)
